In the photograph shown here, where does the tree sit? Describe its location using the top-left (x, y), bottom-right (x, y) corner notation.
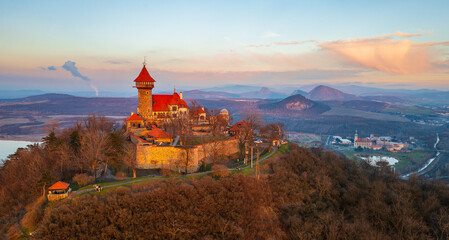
top-left (37, 171), bottom-right (53, 197)
top-left (78, 114), bottom-right (113, 181)
top-left (260, 122), bottom-right (284, 150)
top-left (104, 131), bottom-right (125, 178)
top-left (123, 141), bottom-right (137, 178)
top-left (208, 108), bottom-right (228, 137)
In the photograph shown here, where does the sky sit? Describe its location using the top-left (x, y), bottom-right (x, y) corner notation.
top-left (1, 0), bottom-right (449, 95)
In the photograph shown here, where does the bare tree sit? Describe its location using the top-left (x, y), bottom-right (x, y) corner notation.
top-left (260, 122), bottom-right (285, 150)
top-left (78, 114), bottom-right (113, 181)
top-left (208, 108), bottom-right (228, 137)
top-left (123, 141), bottom-right (137, 178)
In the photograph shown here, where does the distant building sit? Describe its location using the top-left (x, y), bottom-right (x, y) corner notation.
top-left (354, 138), bottom-right (373, 148)
top-left (354, 131), bottom-right (373, 148)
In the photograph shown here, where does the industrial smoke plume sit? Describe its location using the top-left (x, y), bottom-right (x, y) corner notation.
top-left (61, 60), bottom-right (99, 96)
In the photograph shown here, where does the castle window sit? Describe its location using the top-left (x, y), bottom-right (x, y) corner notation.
top-left (146, 91), bottom-right (149, 94)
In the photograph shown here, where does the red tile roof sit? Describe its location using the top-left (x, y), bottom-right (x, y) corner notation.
top-left (126, 113), bottom-right (143, 121)
top-left (153, 93), bottom-right (188, 112)
top-left (146, 127), bottom-right (171, 138)
top-left (48, 181), bottom-right (70, 190)
top-left (193, 107), bottom-right (206, 115)
top-left (229, 120), bottom-right (250, 132)
top-left (356, 138), bottom-right (372, 143)
top-left (134, 65), bottom-right (156, 83)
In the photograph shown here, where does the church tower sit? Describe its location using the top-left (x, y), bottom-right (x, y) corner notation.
top-left (134, 63), bottom-right (156, 120)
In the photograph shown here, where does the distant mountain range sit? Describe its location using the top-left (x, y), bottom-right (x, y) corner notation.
top-left (0, 88), bottom-right (444, 141)
top-left (2, 84), bottom-right (448, 105)
top-left (184, 87), bottom-right (288, 99)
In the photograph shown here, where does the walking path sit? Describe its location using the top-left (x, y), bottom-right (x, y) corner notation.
top-left (71, 147), bottom-right (279, 197)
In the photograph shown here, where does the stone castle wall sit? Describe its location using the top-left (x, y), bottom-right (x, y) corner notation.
top-left (136, 138), bottom-right (239, 172)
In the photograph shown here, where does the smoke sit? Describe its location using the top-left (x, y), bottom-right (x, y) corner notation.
top-left (62, 60), bottom-right (98, 96)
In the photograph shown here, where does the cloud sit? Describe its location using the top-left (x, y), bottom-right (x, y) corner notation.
top-left (389, 31), bottom-right (427, 38)
top-left (39, 66), bottom-right (57, 70)
top-left (247, 40), bottom-right (317, 48)
top-left (320, 34), bottom-right (449, 74)
top-left (264, 31), bottom-right (280, 38)
top-left (62, 60), bottom-right (98, 96)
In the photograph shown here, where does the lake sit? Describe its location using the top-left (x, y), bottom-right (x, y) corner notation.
top-left (0, 140), bottom-right (41, 164)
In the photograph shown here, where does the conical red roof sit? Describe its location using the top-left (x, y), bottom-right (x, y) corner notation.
top-left (126, 113), bottom-right (143, 121)
top-left (134, 65), bottom-right (156, 82)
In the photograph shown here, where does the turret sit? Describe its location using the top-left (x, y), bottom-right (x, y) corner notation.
top-left (134, 64), bottom-right (156, 120)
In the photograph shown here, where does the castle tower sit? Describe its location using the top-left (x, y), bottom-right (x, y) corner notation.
top-left (134, 64), bottom-right (156, 120)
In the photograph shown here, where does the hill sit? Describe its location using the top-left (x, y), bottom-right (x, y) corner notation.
top-left (290, 89), bottom-right (308, 96)
top-left (306, 85), bottom-right (359, 101)
top-left (259, 94), bottom-right (330, 116)
top-left (7, 145), bottom-right (447, 239)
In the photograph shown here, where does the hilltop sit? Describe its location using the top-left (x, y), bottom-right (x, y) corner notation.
top-left (258, 94), bottom-right (330, 116)
top-left (306, 85), bottom-right (359, 101)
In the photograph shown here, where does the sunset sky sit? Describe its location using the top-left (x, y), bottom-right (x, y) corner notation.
top-left (1, 0), bottom-right (449, 95)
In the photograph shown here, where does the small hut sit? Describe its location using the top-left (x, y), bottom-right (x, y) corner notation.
top-left (47, 181), bottom-right (71, 201)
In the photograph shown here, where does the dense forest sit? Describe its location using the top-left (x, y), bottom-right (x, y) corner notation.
top-left (3, 146), bottom-right (448, 239)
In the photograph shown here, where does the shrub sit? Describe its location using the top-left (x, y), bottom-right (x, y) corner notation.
top-left (211, 164), bottom-right (231, 178)
top-left (115, 171), bottom-right (127, 180)
top-left (72, 173), bottom-right (94, 187)
top-left (7, 224), bottom-right (21, 240)
top-left (114, 186), bottom-right (131, 196)
top-left (160, 168), bottom-right (171, 176)
top-left (20, 196), bottom-right (47, 231)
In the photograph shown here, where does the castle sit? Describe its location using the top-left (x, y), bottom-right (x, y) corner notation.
top-left (125, 64), bottom-right (191, 129)
top-left (125, 63), bottom-right (237, 173)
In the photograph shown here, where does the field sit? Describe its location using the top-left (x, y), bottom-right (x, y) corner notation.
top-left (337, 146), bottom-right (433, 173)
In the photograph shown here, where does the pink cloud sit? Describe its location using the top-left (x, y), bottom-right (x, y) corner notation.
top-left (388, 31), bottom-right (430, 38)
top-left (320, 36), bottom-right (448, 74)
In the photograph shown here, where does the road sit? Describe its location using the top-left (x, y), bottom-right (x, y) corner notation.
top-left (71, 147), bottom-right (279, 197)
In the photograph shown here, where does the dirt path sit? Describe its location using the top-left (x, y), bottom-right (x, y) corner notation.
top-left (72, 147), bottom-right (279, 197)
